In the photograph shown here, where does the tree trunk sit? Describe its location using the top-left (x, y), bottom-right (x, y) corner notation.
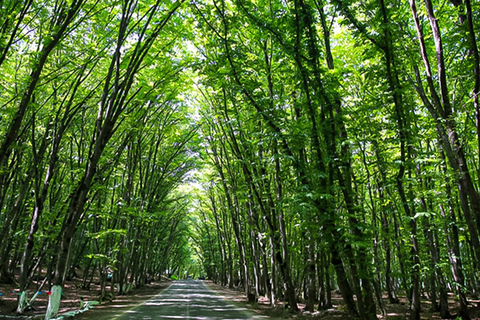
top-left (439, 146), bottom-right (470, 319)
top-left (331, 252), bottom-right (359, 317)
top-left (411, 0), bottom-right (480, 266)
top-left (0, 0), bottom-right (84, 174)
top-left (305, 235), bottom-right (316, 312)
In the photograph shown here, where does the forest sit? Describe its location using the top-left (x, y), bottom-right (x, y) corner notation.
top-left (0, 0), bottom-right (479, 319)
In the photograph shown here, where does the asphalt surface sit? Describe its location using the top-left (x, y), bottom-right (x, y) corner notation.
top-left (111, 280), bottom-right (268, 320)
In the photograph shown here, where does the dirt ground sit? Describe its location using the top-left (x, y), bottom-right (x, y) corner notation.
top-left (202, 282), bottom-right (480, 319)
top-left (0, 277), bottom-right (172, 319)
top-left (1, 278), bottom-right (480, 319)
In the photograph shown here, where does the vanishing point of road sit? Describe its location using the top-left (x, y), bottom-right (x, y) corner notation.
top-left (78, 280), bottom-right (270, 320)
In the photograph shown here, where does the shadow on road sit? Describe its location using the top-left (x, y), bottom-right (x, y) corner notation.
top-left (110, 280), bottom-right (268, 320)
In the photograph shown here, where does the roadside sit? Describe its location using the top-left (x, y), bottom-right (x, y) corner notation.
top-left (73, 280), bottom-right (279, 320)
top-left (3, 278), bottom-right (480, 319)
top-left (71, 282), bottom-right (171, 320)
top-left (203, 282), bottom-right (480, 320)
top-left (0, 279), bottom-right (171, 319)
top-left (204, 281), bottom-right (350, 320)
top-left (204, 281), bottom-right (289, 319)
top-left (73, 280), bottom-right (273, 319)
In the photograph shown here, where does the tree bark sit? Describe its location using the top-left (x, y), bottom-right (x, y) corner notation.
top-left (0, 0), bottom-right (85, 174)
top-left (410, 0), bottom-right (480, 266)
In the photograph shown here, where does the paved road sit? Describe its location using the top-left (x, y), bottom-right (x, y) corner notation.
top-left (111, 280), bottom-right (268, 320)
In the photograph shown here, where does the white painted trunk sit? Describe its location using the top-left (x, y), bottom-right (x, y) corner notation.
top-left (45, 285), bottom-right (62, 320)
top-left (16, 290), bottom-right (28, 314)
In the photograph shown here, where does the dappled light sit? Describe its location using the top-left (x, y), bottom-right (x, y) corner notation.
top-left (0, 0), bottom-right (480, 320)
top-left (114, 281), bottom-right (267, 320)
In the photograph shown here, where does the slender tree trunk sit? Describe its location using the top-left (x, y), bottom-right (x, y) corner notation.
top-left (305, 236), bottom-right (316, 311)
top-left (0, 168), bottom-right (32, 283)
top-left (0, 0), bottom-right (84, 174)
top-left (439, 146), bottom-right (471, 319)
top-left (273, 144), bottom-right (298, 311)
top-left (18, 79), bottom-right (83, 312)
top-left (324, 255), bottom-right (332, 309)
top-left (331, 252), bottom-right (358, 317)
top-left (215, 157), bottom-right (249, 294)
top-left (411, 0), bottom-right (480, 266)
top-left (44, 1), bottom-right (183, 316)
top-left (0, 0), bottom-right (33, 68)
top-left (269, 236), bottom-right (277, 306)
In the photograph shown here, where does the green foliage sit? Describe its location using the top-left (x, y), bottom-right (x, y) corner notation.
top-left (0, 0), bottom-right (479, 317)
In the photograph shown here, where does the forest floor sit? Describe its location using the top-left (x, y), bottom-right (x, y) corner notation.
top-left (205, 282), bottom-right (480, 319)
top-left (1, 277), bottom-right (480, 319)
top-left (0, 276), bottom-right (173, 319)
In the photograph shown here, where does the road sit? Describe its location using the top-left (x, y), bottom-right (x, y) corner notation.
top-left (94, 280), bottom-right (269, 320)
